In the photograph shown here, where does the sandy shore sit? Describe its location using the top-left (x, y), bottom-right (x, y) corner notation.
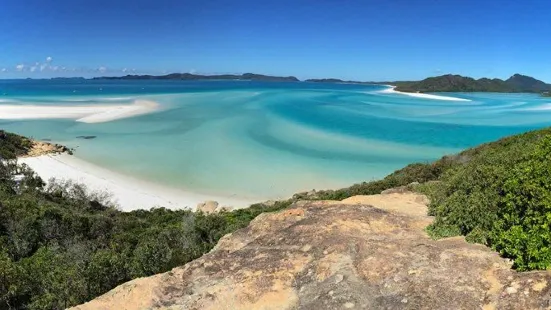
top-left (18, 154), bottom-right (256, 211)
top-left (0, 100), bottom-right (160, 123)
top-left (380, 86), bottom-right (471, 102)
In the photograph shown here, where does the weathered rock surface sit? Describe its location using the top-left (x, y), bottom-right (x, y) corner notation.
top-left (71, 192), bottom-right (551, 310)
top-left (196, 200), bottom-right (219, 213)
top-left (197, 200), bottom-right (233, 213)
top-left (23, 140), bottom-right (70, 157)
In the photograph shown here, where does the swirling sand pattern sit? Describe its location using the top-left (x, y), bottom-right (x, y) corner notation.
top-left (1, 80), bottom-right (550, 199)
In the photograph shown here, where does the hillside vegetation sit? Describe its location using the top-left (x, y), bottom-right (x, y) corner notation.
top-left (394, 73), bottom-right (551, 93)
top-left (1, 127), bottom-right (551, 309)
top-left (0, 132), bottom-right (33, 160)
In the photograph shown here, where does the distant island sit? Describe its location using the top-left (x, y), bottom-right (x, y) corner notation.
top-left (93, 72), bottom-right (299, 82)
top-left (305, 73), bottom-right (551, 95)
top-left (91, 72), bottom-right (551, 95)
top-left (51, 77), bottom-right (86, 80)
top-left (389, 73), bottom-right (551, 94)
top-left (305, 78), bottom-right (346, 83)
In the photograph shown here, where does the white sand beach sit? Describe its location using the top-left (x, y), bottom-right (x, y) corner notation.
top-left (0, 100), bottom-right (160, 123)
top-left (380, 86), bottom-right (472, 102)
top-left (18, 154), bottom-right (256, 211)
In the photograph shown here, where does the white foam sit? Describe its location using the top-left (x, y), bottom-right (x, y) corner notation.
top-left (18, 154), bottom-right (255, 211)
top-left (0, 100), bottom-right (160, 123)
top-left (380, 86), bottom-right (472, 102)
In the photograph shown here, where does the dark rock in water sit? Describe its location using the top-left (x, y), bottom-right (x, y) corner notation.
top-left (41, 138), bottom-right (52, 142)
top-left (76, 135), bottom-right (97, 140)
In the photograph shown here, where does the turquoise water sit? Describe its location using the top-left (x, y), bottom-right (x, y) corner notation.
top-left (1, 79), bottom-right (550, 200)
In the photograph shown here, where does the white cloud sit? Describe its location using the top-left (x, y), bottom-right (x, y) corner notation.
top-left (7, 58), bottom-right (148, 76)
top-left (189, 69), bottom-right (197, 74)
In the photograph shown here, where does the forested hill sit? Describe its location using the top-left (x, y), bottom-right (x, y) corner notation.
top-left (93, 72), bottom-right (299, 82)
top-left (393, 73), bottom-right (551, 93)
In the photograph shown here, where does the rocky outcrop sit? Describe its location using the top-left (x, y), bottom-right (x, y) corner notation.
top-left (196, 201), bottom-right (233, 214)
top-left (22, 141), bottom-right (71, 157)
top-left (71, 192), bottom-right (551, 310)
top-left (76, 135), bottom-right (97, 140)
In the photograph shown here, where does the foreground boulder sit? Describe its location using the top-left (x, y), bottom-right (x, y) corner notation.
top-left (72, 192), bottom-right (551, 310)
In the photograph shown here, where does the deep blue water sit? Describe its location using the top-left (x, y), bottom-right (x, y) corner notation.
top-left (1, 79), bottom-right (550, 199)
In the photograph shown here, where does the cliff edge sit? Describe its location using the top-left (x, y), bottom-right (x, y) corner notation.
top-left (71, 191), bottom-right (551, 310)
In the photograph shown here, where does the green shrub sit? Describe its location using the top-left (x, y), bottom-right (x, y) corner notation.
top-left (0, 133), bottom-right (33, 160)
top-left (491, 135), bottom-right (551, 270)
top-left (422, 128), bottom-right (551, 270)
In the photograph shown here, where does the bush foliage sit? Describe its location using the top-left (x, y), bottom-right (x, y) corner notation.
top-left (0, 132), bottom-right (33, 160)
top-left (420, 128), bottom-right (551, 270)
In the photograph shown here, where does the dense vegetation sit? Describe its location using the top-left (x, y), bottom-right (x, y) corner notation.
top-left (393, 73), bottom-right (551, 94)
top-left (421, 129), bottom-right (551, 270)
top-left (0, 132), bottom-right (293, 309)
top-left (0, 132), bottom-right (33, 160)
top-left (2, 125), bottom-right (551, 309)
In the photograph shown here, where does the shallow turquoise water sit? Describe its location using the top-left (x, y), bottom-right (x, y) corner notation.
top-left (1, 79), bottom-right (550, 199)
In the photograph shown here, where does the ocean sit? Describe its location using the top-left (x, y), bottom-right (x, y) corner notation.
top-left (1, 79), bottom-right (550, 200)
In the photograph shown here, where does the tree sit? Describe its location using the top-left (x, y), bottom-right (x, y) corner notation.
top-left (130, 237), bottom-right (173, 277)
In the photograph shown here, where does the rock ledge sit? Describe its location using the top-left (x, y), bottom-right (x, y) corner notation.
top-left (71, 192), bottom-right (551, 310)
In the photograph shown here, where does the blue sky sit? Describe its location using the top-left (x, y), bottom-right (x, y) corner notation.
top-left (1, 0), bottom-right (550, 81)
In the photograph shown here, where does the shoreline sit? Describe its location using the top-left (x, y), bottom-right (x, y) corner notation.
top-left (381, 85), bottom-right (472, 102)
top-left (18, 153), bottom-right (258, 211)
